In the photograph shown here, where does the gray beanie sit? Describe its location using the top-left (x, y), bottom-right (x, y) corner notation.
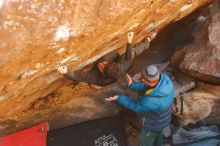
top-left (142, 65), bottom-right (160, 81)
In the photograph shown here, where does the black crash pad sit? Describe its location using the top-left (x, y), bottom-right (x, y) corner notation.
top-left (47, 116), bottom-right (127, 146)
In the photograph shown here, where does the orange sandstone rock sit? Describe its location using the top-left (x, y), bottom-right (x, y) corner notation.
top-left (0, 0), bottom-right (212, 118)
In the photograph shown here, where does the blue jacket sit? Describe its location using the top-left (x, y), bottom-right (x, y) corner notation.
top-left (117, 73), bottom-right (174, 131)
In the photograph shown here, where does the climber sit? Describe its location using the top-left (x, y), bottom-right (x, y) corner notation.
top-left (106, 65), bottom-right (174, 146)
top-left (58, 31), bottom-right (157, 86)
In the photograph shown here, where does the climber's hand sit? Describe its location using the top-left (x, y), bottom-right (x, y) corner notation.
top-left (147, 31), bottom-right (157, 41)
top-left (127, 32), bottom-right (134, 43)
top-left (105, 95), bottom-right (118, 101)
top-left (57, 66), bottom-right (68, 74)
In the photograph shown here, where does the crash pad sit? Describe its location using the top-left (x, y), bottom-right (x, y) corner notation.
top-left (0, 122), bottom-right (49, 146)
top-left (47, 116), bottom-right (127, 146)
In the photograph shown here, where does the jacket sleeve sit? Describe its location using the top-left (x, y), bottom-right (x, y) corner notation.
top-left (123, 39), bottom-right (150, 62)
top-left (63, 67), bottom-right (115, 86)
top-left (124, 43), bottom-right (133, 61)
top-left (132, 38), bottom-right (150, 57)
top-left (117, 94), bottom-right (158, 113)
top-left (63, 72), bottom-right (82, 82)
top-left (129, 82), bottom-right (149, 91)
top-left (98, 50), bottom-right (120, 62)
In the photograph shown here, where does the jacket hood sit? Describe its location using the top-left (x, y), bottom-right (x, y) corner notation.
top-left (150, 73), bottom-right (174, 98)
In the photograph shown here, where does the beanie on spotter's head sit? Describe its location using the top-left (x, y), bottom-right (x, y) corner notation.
top-left (142, 65), bottom-right (160, 81)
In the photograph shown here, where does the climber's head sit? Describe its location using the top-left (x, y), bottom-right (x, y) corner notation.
top-left (98, 61), bottom-right (119, 78)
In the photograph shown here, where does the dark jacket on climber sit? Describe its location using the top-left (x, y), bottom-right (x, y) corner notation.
top-left (58, 32), bottom-right (157, 86)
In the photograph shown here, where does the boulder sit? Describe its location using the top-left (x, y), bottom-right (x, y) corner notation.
top-left (0, 82), bottom-right (123, 136)
top-left (171, 4), bottom-right (220, 84)
top-left (174, 83), bottom-right (220, 126)
top-left (0, 0), bottom-right (212, 119)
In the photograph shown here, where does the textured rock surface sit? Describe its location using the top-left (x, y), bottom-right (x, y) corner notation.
top-left (171, 4), bottom-right (220, 84)
top-left (0, 8), bottom-right (205, 136)
top-left (174, 83), bottom-right (220, 126)
top-left (0, 0), bottom-right (212, 126)
top-left (0, 82), bottom-right (123, 136)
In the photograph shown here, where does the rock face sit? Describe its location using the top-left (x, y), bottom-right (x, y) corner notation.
top-left (0, 0), bottom-right (212, 119)
top-left (171, 4), bottom-right (220, 84)
top-left (0, 7), bottom-right (205, 136)
top-left (0, 82), bottom-right (123, 136)
top-left (174, 83), bottom-right (220, 126)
